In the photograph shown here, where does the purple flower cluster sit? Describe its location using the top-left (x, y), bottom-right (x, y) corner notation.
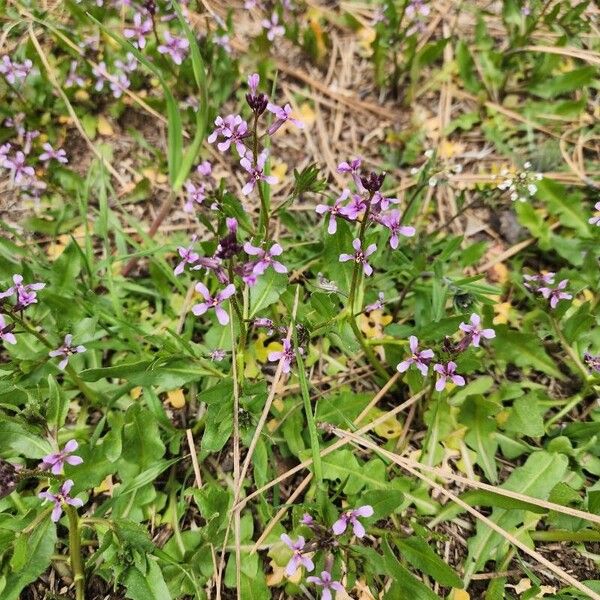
top-left (316, 157), bottom-right (415, 280)
top-left (0, 55), bottom-right (33, 85)
top-left (92, 54), bottom-right (137, 99)
top-left (38, 440), bottom-right (84, 522)
top-left (397, 314), bottom-right (495, 390)
top-left (525, 273), bottom-right (573, 309)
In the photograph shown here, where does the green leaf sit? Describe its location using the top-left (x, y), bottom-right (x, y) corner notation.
top-left (536, 179), bottom-right (591, 237)
top-left (505, 397), bottom-right (545, 438)
top-left (360, 489), bottom-right (404, 520)
top-left (494, 326), bottom-right (564, 380)
top-left (249, 270), bottom-right (287, 318)
top-left (382, 539), bottom-right (442, 600)
top-left (395, 536), bottom-right (463, 588)
top-left (3, 520), bottom-right (56, 600)
top-left (528, 66), bottom-right (596, 99)
top-left (124, 560), bottom-right (172, 600)
top-left (46, 374), bottom-right (69, 430)
top-left (459, 397), bottom-right (499, 483)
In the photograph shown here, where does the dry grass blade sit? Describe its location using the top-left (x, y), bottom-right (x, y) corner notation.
top-left (330, 429), bottom-right (600, 599)
top-left (27, 25), bottom-right (127, 188)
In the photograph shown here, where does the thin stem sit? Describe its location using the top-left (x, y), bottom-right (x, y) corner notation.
top-left (550, 316), bottom-right (589, 381)
top-left (348, 317), bottom-right (389, 382)
top-left (294, 333), bottom-right (323, 490)
top-left (530, 529), bottom-right (600, 543)
top-left (252, 113), bottom-right (270, 241)
top-left (66, 505), bottom-right (85, 600)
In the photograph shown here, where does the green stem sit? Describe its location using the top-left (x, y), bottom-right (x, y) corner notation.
top-left (66, 505), bottom-right (85, 600)
top-left (348, 317), bottom-right (389, 382)
top-left (294, 337), bottom-right (323, 491)
top-left (252, 113), bottom-right (270, 241)
top-left (550, 316), bottom-right (589, 381)
top-left (530, 529), bottom-right (600, 543)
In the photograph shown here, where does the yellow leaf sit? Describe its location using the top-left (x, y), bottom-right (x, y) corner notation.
top-left (450, 590), bottom-right (470, 600)
top-left (369, 408), bottom-right (404, 439)
top-left (74, 89), bottom-right (90, 102)
top-left (353, 579), bottom-right (376, 599)
top-left (97, 115), bottom-right (114, 137)
top-left (94, 475), bottom-right (114, 495)
top-left (358, 309), bottom-right (392, 340)
top-left (254, 333), bottom-right (282, 363)
top-left (130, 387), bottom-right (143, 400)
top-left (266, 558), bottom-right (301, 586)
top-left (308, 18), bottom-right (327, 61)
top-left (357, 27), bottom-right (376, 57)
top-left (298, 102), bottom-right (316, 126)
top-left (271, 160), bottom-right (288, 181)
top-left (166, 389), bottom-right (186, 409)
top-left (493, 301), bottom-right (511, 325)
top-left (495, 409), bottom-right (510, 426)
top-left (438, 139), bottom-right (465, 159)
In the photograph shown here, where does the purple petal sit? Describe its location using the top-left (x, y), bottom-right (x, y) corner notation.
top-left (192, 302), bottom-right (209, 316)
top-left (285, 556), bottom-right (301, 577)
top-left (300, 555), bottom-right (315, 572)
top-left (396, 360), bottom-right (411, 373)
top-left (51, 504), bottom-right (63, 522)
top-left (352, 519), bottom-right (366, 538)
top-left (435, 376), bottom-right (446, 392)
top-left (66, 455), bottom-right (83, 466)
top-left (452, 375), bottom-right (466, 386)
top-left (355, 505), bottom-right (374, 517)
top-left (64, 440), bottom-right (78, 453)
top-left (214, 306), bottom-right (230, 326)
top-left (416, 362), bottom-right (428, 376)
top-left (339, 253), bottom-right (353, 263)
top-left (195, 282), bottom-right (210, 300)
top-left (409, 335), bottom-right (418, 353)
top-left (332, 518), bottom-right (347, 535)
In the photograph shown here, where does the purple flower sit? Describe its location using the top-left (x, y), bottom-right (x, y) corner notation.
top-left (40, 440), bottom-right (83, 475)
top-left (339, 194), bottom-right (367, 221)
top-left (300, 513), bottom-right (314, 525)
top-left (262, 13), bottom-right (285, 41)
top-left (38, 479), bottom-right (83, 522)
top-left (0, 314), bottom-right (16, 345)
top-left (306, 571), bottom-right (345, 600)
top-left (253, 318), bottom-right (275, 335)
top-left (583, 353), bottom-right (600, 373)
top-left (0, 143), bottom-right (11, 167)
top-left (65, 61), bottom-right (85, 88)
top-left (124, 13), bottom-right (153, 49)
top-left (459, 314), bottom-right (496, 347)
top-left (268, 338), bottom-right (301, 374)
top-left (108, 72), bottom-right (131, 99)
top-left (183, 181), bottom-right (206, 213)
top-left (0, 56), bottom-right (32, 85)
top-left (196, 160), bottom-right (213, 177)
top-left (39, 143), bottom-right (68, 164)
top-left (174, 239), bottom-right (199, 276)
top-left (115, 53), bottom-right (137, 74)
top-left (266, 103), bottom-right (304, 135)
top-left (406, 0), bottom-right (431, 18)
top-left (332, 505), bottom-right (373, 538)
top-left (240, 150), bottom-right (278, 196)
top-left (192, 283), bottom-right (236, 325)
top-left (5, 151), bottom-right (34, 185)
top-left (371, 190), bottom-right (399, 211)
top-left (365, 292), bottom-right (385, 313)
top-left (210, 349), bottom-right (226, 362)
top-left (433, 362), bottom-right (465, 392)
top-left (208, 115), bottom-right (248, 157)
top-left (589, 202), bottom-right (600, 226)
top-left (214, 34), bottom-right (232, 53)
top-left (380, 210), bottom-right (416, 249)
top-left (0, 274), bottom-right (45, 308)
top-left (157, 32), bottom-right (189, 65)
top-left (524, 272), bottom-right (555, 291)
top-left (339, 238), bottom-right (377, 276)
top-left (247, 73), bottom-right (260, 96)
top-left (315, 189), bottom-right (349, 234)
top-left (396, 335), bottom-right (434, 376)
top-left (337, 157), bottom-right (363, 189)
top-left (244, 242), bottom-right (287, 276)
top-left (49, 334), bottom-right (86, 370)
top-left (92, 62), bottom-right (111, 92)
top-left (538, 279), bottom-right (572, 309)
top-left (280, 534), bottom-right (314, 576)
